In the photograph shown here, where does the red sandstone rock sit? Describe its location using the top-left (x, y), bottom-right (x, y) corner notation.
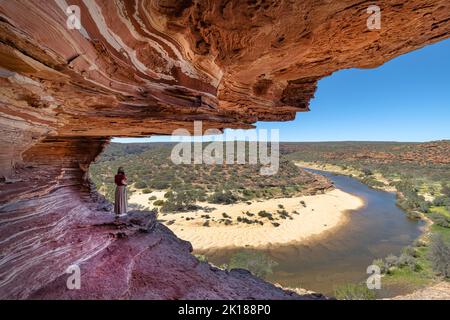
top-left (29, 211), bottom-right (322, 300)
top-left (0, 1), bottom-right (449, 299)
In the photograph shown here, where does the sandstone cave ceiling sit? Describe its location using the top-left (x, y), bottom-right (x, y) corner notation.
top-left (0, 0), bottom-right (450, 176)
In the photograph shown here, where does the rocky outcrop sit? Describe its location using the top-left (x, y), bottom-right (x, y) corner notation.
top-left (1, 1), bottom-right (450, 299)
top-left (29, 211), bottom-right (320, 299)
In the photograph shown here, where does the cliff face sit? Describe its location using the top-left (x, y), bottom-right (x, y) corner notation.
top-left (1, 0), bottom-right (449, 299)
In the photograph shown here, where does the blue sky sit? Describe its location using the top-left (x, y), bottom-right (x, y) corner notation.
top-left (114, 38), bottom-right (450, 143)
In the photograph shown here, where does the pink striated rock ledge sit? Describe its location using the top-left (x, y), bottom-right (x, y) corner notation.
top-left (28, 211), bottom-right (324, 300)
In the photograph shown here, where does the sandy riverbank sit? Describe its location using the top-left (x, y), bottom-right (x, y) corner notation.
top-left (129, 188), bottom-right (365, 250)
top-left (294, 161), bottom-right (397, 192)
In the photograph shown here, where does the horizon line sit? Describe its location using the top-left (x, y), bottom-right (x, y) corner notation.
top-left (111, 139), bottom-right (450, 144)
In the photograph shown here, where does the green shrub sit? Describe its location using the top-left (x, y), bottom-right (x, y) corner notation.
top-left (361, 177), bottom-right (384, 188)
top-left (150, 180), bottom-right (170, 189)
top-left (428, 212), bottom-right (450, 228)
top-left (194, 254), bottom-right (208, 263)
top-left (428, 234), bottom-right (450, 278)
top-left (228, 250), bottom-right (278, 279)
top-left (134, 181), bottom-right (147, 189)
top-left (402, 246), bottom-right (419, 258)
top-left (405, 211), bottom-right (422, 220)
top-left (153, 200), bottom-right (165, 206)
top-left (244, 211), bottom-right (254, 217)
top-left (413, 238), bottom-right (427, 247)
top-left (432, 196), bottom-right (448, 207)
top-left (334, 283), bottom-right (376, 300)
top-left (236, 216), bottom-right (257, 224)
top-left (242, 189), bottom-right (254, 197)
top-left (375, 248), bottom-right (420, 274)
top-left (277, 209), bottom-right (291, 219)
top-left (362, 168), bottom-right (373, 176)
top-left (419, 201), bottom-right (430, 213)
top-left (372, 258), bottom-right (386, 274)
top-left (208, 190), bottom-right (238, 204)
top-left (398, 253), bottom-right (419, 271)
top-left (160, 190), bottom-right (200, 212)
top-left (257, 210), bottom-right (273, 220)
top-left (441, 184), bottom-right (450, 197)
top-left (385, 254), bottom-right (399, 270)
top-left (164, 191), bottom-right (174, 198)
top-left (142, 188), bottom-right (152, 194)
top-left (148, 195), bottom-right (157, 201)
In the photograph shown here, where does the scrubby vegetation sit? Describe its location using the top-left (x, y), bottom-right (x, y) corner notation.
top-left (284, 141), bottom-right (450, 292)
top-left (90, 142), bottom-right (329, 211)
top-left (285, 141), bottom-right (449, 193)
top-left (207, 190), bottom-right (238, 205)
top-left (334, 283), bottom-right (376, 300)
top-left (372, 246), bottom-right (422, 276)
top-left (428, 234), bottom-right (450, 278)
top-left (285, 142), bottom-right (450, 231)
top-left (160, 190), bottom-right (203, 212)
top-left (194, 254), bottom-right (208, 263)
top-left (225, 250), bottom-right (278, 279)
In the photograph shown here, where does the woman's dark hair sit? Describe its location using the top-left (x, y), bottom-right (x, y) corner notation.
top-left (117, 167), bottom-right (125, 174)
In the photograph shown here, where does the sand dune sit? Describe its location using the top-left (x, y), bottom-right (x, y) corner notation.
top-left (129, 188), bottom-right (364, 251)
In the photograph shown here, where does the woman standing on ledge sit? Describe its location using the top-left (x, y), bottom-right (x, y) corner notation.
top-left (114, 167), bottom-right (128, 216)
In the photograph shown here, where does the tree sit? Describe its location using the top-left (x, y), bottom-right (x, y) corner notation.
top-left (428, 234), bottom-right (450, 278)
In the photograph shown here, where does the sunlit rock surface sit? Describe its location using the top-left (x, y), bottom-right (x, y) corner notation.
top-left (0, 0), bottom-right (449, 299)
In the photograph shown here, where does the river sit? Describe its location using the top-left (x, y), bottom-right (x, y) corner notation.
top-left (201, 169), bottom-right (425, 298)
